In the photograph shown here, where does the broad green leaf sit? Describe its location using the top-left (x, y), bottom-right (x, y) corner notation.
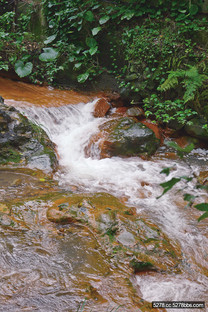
top-left (92, 4), bottom-right (100, 10)
top-left (15, 60), bottom-right (33, 78)
top-left (74, 63), bottom-right (82, 69)
top-left (0, 64), bottom-right (8, 71)
top-left (189, 4), bottom-right (198, 15)
top-left (69, 56), bottom-right (75, 62)
top-left (44, 34), bottom-right (57, 44)
top-left (78, 24), bottom-right (82, 31)
top-left (166, 141), bottom-right (195, 158)
top-left (77, 72), bottom-right (89, 83)
top-left (86, 37), bottom-right (97, 48)
top-left (181, 176), bottom-right (193, 182)
top-left (166, 141), bottom-right (195, 153)
top-left (92, 27), bottom-right (101, 36)
top-left (85, 11), bottom-right (94, 22)
top-left (198, 211), bottom-right (208, 222)
top-left (121, 12), bottom-right (135, 20)
top-left (157, 177), bottom-right (181, 198)
top-left (89, 46), bottom-right (98, 55)
top-left (75, 47), bottom-right (82, 54)
top-left (21, 55), bottom-right (30, 62)
top-left (160, 167), bottom-right (170, 176)
top-left (178, 9), bottom-right (187, 13)
top-left (39, 47), bottom-right (59, 62)
top-left (184, 193), bottom-right (195, 202)
top-left (195, 203), bottom-right (208, 211)
top-left (99, 15), bottom-right (110, 25)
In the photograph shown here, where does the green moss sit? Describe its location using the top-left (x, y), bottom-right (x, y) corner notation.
top-left (130, 259), bottom-right (156, 273)
top-left (0, 148), bottom-right (21, 164)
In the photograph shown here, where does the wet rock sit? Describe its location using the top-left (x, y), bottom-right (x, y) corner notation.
top-left (47, 203), bottom-right (76, 224)
top-left (185, 117), bottom-right (208, 141)
top-left (98, 212), bottom-right (118, 234)
top-left (27, 154), bottom-right (52, 171)
top-left (198, 171), bottom-right (208, 185)
top-left (99, 117), bottom-right (160, 157)
top-left (141, 120), bottom-right (162, 141)
top-left (0, 209), bottom-right (28, 231)
top-left (47, 192), bottom-right (182, 273)
top-left (117, 230), bottom-right (135, 246)
top-left (167, 119), bottom-right (184, 131)
top-left (126, 107), bottom-right (144, 118)
top-left (115, 107), bottom-right (128, 116)
top-left (0, 98), bottom-right (57, 170)
top-left (93, 98), bottom-right (110, 117)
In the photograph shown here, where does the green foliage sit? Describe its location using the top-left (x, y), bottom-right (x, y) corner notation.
top-left (144, 94), bottom-right (197, 125)
top-left (195, 203), bottom-right (208, 221)
top-left (159, 66), bottom-right (208, 104)
top-left (166, 141), bottom-right (195, 158)
top-left (15, 60), bottom-right (33, 78)
top-left (158, 141), bottom-right (208, 221)
top-left (157, 178), bottom-right (182, 198)
top-left (0, 0), bottom-right (207, 94)
top-left (39, 47), bottom-right (59, 62)
top-left (0, 148), bottom-right (21, 164)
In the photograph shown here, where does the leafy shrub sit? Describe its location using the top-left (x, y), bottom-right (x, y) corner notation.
top-left (143, 94), bottom-right (198, 125)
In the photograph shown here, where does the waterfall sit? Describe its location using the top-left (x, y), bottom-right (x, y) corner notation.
top-left (17, 99), bottom-right (208, 311)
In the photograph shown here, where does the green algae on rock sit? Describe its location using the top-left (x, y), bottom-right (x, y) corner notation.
top-left (185, 117), bottom-right (208, 141)
top-left (0, 97), bottom-right (57, 170)
top-left (47, 192), bottom-right (182, 273)
top-left (98, 117), bottom-right (160, 158)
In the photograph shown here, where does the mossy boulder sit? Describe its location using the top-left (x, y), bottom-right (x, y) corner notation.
top-left (185, 117), bottom-right (208, 141)
top-left (0, 99), bottom-right (57, 170)
top-left (47, 192), bottom-right (182, 273)
top-left (98, 117), bottom-right (160, 158)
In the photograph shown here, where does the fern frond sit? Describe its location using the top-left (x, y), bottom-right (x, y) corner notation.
top-left (159, 65), bottom-right (208, 103)
top-left (159, 75), bottom-right (178, 91)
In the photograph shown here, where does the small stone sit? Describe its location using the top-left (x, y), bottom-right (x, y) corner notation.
top-left (117, 230), bottom-right (135, 246)
top-left (126, 107), bottom-right (144, 118)
top-left (47, 207), bottom-right (75, 224)
top-left (93, 98), bottom-right (110, 118)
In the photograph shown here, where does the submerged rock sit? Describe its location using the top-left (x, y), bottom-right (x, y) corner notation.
top-left (0, 98), bottom-right (57, 170)
top-left (98, 117), bottom-right (160, 157)
top-left (47, 192), bottom-right (182, 273)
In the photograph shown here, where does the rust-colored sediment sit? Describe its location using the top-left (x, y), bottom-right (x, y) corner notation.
top-left (0, 77), bottom-right (94, 107)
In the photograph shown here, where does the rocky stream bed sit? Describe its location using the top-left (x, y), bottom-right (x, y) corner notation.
top-left (0, 78), bottom-right (208, 312)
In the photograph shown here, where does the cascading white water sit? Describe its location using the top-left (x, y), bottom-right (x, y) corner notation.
top-left (17, 99), bottom-right (208, 311)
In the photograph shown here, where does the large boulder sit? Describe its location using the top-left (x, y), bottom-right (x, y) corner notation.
top-left (0, 99), bottom-right (57, 170)
top-left (47, 192), bottom-right (182, 273)
top-left (185, 117), bottom-right (208, 141)
top-left (98, 117), bottom-right (160, 158)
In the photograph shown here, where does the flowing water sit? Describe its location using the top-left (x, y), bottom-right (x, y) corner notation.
top-left (0, 78), bottom-right (208, 311)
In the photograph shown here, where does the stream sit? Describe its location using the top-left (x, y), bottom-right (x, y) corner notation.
top-left (0, 78), bottom-right (207, 311)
